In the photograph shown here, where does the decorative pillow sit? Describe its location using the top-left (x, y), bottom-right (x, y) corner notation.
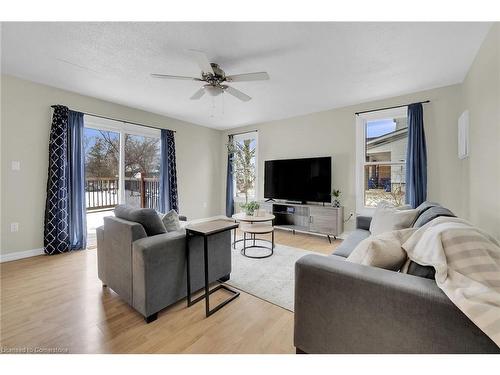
top-left (369, 203), bottom-right (418, 236)
top-left (347, 228), bottom-right (416, 271)
top-left (114, 205), bottom-right (166, 236)
top-left (397, 204), bottom-right (412, 211)
top-left (412, 206), bottom-right (455, 228)
top-left (161, 209), bottom-right (181, 232)
top-left (415, 201), bottom-right (440, 211)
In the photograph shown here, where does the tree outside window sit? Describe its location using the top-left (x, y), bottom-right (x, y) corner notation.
top-left (84, 128), bottom-right (161, 210)
top-left (232, 135), bottom-right (257, 203)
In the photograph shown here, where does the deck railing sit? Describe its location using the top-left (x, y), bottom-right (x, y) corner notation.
top-left (85, 177), bottom-right (119, 210)
top-left (85, 176), bottom-right (160, 211)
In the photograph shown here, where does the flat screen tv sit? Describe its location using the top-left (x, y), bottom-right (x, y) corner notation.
top-left (264, 157), bottom-right (331, 203)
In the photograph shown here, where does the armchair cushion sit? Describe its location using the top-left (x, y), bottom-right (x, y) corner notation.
top-left (161, 209), bottom-right (182, 231)
top-left (114, 204), bottom-right (166, 236)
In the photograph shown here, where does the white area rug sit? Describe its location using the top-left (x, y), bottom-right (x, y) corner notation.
top-left (226, 240), bottom-right (316, 311)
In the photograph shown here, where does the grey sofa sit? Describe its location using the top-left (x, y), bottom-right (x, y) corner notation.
top-left (294, 202), bottom-right (500, 353)
top-left (96, 209), bottom-right (231, 323)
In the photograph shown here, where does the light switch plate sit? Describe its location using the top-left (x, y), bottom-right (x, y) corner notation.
top-left (11, 222), bottom-right (19, 232)
top-left (11, 161), bottom-right (21, 171)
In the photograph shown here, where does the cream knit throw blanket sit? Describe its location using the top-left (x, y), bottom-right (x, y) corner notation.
top-left (403, 216), bottom-right (500, 347)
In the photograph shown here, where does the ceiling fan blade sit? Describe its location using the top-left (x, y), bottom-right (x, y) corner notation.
top-left (151, 73), bottom-right (202, 81)
top-left (225, 72), bottom-right (270, 82)
top-left (187, 49), bottom-right (214, 75)
top-left (190, 87), bottom-right (206, 100)
top-left (224, 86), bottom-right (252, 102)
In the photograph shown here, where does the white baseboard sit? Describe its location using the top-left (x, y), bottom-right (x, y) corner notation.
top-left (0, 248), bottom-right (45, 263)
top-left (187, 215), bottom-right (228, 224)
top-left (0, 216), bottom-right (228, 263)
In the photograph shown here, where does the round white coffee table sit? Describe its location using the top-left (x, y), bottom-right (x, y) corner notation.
top-left (239, 223), bottom-right (274, 259)
top-left (231, 212), bottom-right (275, 251)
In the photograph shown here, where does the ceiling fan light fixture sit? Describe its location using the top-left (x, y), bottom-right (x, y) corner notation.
top-left (151, 50), bottom-right (267, 102)
top-left (204, 85), bottom-right (223, 97)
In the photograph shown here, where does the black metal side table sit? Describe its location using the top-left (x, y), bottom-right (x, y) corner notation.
top-left (185, 219), bottom-right (240, 317)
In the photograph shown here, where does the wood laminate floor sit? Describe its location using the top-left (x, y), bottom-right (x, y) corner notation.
top-left (0, 229), bottom-right (341, 354)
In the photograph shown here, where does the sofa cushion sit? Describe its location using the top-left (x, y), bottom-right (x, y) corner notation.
top-left (412, 206), bottom-right (455, 228)
top-left (356, 216), bottom-right (372, 231)
top-left (369, 204), bottom-right (418, 236)
top-left (333, 229), bottom-right (370, 258)
top-left (400, 256), bottom-right (437, 279)
top-left (114, 205), bottom-right (166, 236)
top-left (407, 261), bottom-right (436, 279)
top-left (346, 228), bottom-right (415, 271)
top-left (415, 201), bottom-right (441, 214)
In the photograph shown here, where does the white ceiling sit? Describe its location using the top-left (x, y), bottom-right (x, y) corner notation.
top-left (1, 22), bottom-right (492, 129)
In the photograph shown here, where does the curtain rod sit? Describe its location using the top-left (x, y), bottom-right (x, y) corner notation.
top-left (355, 100), bottom-right (430, 116)
top-left (228, 129), bottom-right (258, 137)
top-left (51, 105), bottom-right (176, 133)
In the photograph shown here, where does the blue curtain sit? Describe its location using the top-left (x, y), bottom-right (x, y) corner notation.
top-left (44, 106), bottom-right (86, 254)
top-left (405, 103), bottom-right (427, 208)
top-left (159, 129), bottom-right (179, 213)
top-left (68, 110), bottom-right (87, 250)
top-left (225, 135), bottom-right (234, 217)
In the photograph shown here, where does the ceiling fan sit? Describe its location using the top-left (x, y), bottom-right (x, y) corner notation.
top-left (151, 50), bottom-right (270, 102)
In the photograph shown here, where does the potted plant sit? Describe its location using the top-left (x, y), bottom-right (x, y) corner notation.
top-left (331, 189), bottom-right (341, 208)
top-left (240, 201), bottom-right (260, 216)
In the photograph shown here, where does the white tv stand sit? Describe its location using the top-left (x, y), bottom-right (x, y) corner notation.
top-left (259, 201), bottom-right (343, 243)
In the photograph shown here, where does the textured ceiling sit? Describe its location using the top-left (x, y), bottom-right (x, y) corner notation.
top-left (1, 22), bottom-right (492, 129)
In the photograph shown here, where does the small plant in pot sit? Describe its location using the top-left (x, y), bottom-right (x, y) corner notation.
top-left (331, 189), bottom-right (341, 208)
top-left (240, 201), bottom-right (260, 216)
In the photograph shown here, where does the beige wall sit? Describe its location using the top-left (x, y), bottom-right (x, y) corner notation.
top-left (220, 25), bottom-right (499, 239)
top-left (461, 23), bottom-right (500, 239)
top-left (221, 84), bottom-right (465, 233)
top-left (1, 75), bottom-right (223, 255)
top-left (2, 24), bottom-right (498, 256)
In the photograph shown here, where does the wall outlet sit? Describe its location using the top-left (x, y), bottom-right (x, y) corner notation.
top-left (203, 202), bottom-right (208, 208)
top-left (10, 222), bottom-right (19, 232)
top-left (11, 161), bottom-right (21, 171)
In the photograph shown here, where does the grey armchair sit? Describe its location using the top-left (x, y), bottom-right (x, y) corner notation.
top-left (97, 214), bottom-right (231, 323)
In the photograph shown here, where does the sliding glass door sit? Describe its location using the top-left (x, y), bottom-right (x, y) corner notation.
top-left (84, 116), bottom-right (161, 210)
top-left (84, 128), bottom-right (120, 211)
top-left (84, 116), bottom-right (162, 247)
top-left (123, 134), bottom-right (161, 209)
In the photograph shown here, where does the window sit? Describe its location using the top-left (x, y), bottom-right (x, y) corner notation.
top-left (356, 108), bottom-right (408, 214)
top-left (232, 131), bottom-right (258, 202)
top-left (84, 116), bottom-right (161, 211)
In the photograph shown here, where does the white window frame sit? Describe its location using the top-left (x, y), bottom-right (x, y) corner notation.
top-left (232, 131), bottom-right (258, 204)
top-left (355, 107), bottom-right (407, 216)
top-left (84, 115), bottom-right (161, 205)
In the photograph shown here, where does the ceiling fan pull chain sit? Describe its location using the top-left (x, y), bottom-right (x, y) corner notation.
top-left (222, 92), bottom-right (225, 115)
top-left (210, 96), bottom-right (215, 118)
